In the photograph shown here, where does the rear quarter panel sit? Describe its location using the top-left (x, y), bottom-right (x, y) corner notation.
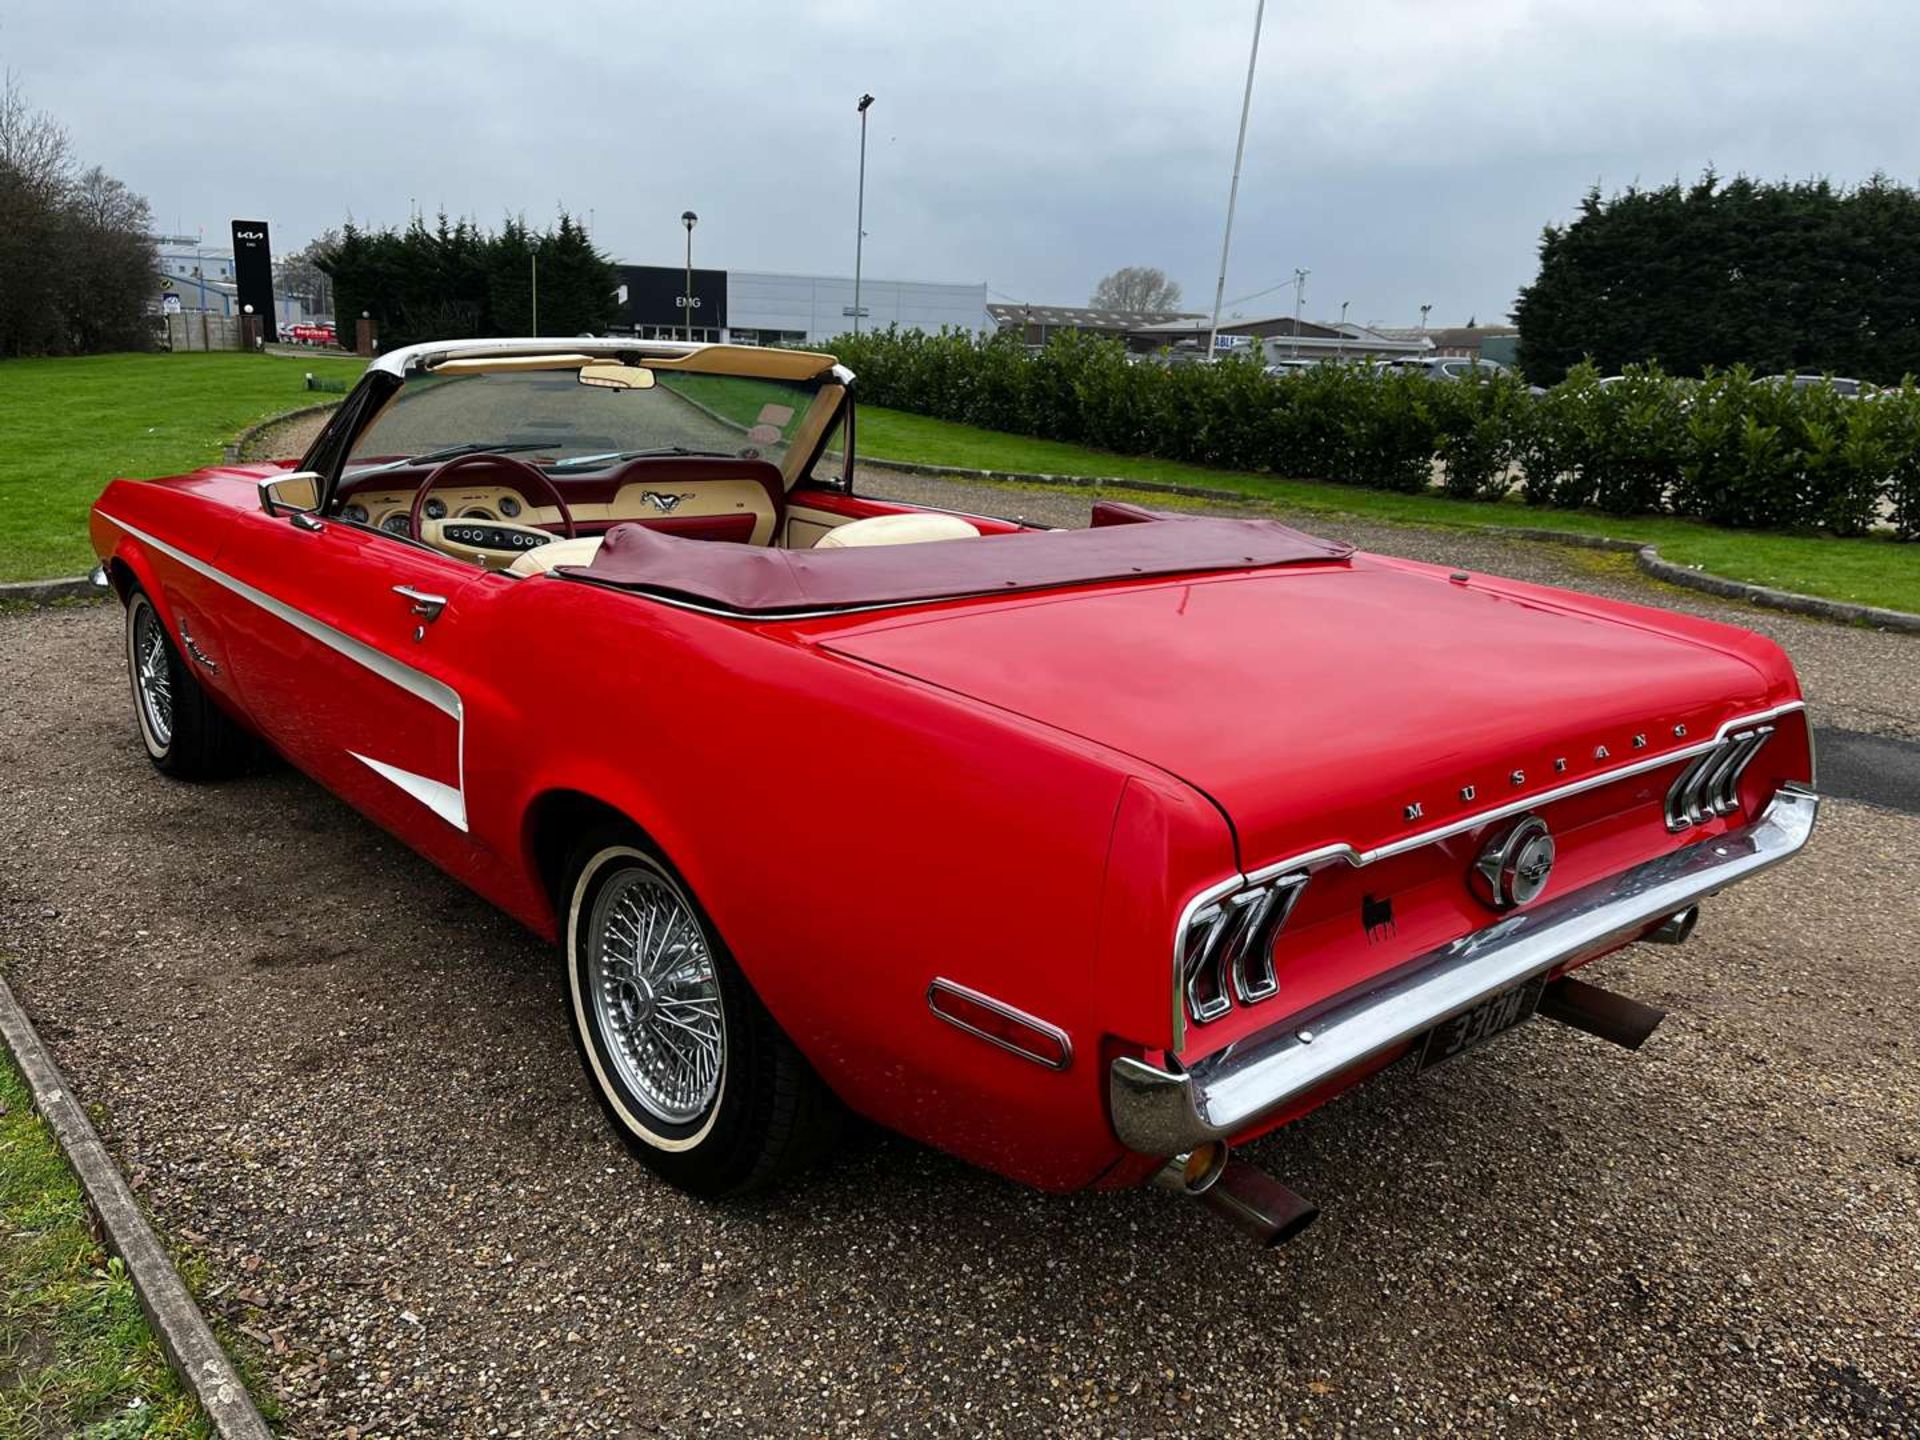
top-left (474, 578), bottom-right (1235, 1191)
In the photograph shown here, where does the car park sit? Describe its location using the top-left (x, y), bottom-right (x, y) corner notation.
top-left (88, 336), bottom-right (1819, 1247)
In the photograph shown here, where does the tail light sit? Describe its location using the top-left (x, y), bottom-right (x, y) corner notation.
top-left (1666, 726), bottom-right (1773, 831)
top-left (1180, 874), bottom-right (1309, 1025)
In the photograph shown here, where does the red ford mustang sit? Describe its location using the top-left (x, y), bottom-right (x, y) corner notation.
top-left (90, 338), bottom-right (1819, 1246)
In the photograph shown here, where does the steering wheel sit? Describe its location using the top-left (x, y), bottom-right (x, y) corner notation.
top-left (408, 452), bottom-right (576, 542)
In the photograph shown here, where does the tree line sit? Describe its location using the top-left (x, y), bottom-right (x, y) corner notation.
top-left (1515, 172), bottom-right (1920, 385)
top-left (318, 214), bottom-right (618, 351)
top-left (0, 74), bottom-right (157, 358)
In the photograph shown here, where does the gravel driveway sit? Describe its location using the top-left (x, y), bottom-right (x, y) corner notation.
top-left (1, 484), bottom-right (1916, 1437)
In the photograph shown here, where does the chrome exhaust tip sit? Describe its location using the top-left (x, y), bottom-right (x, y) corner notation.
top-left (1647, 905), bottom-right (1699, 945)
top-left (1198, 1157), bottom-right (1319, 1248)
top-left (1151, 1142), bottom-right (1230, 1195)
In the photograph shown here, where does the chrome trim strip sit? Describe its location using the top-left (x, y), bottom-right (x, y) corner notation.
top-left (1170, 874), bottom-right (1247, 1050)
top-left (1244, 702), bottom-right (1806, 883)
top-left (100, 512), bottom-right (470, 832)
top-left (1119, 786), bottom-right (1819, 1156)
top-left (926, 977), bottom-right (1074, 1072)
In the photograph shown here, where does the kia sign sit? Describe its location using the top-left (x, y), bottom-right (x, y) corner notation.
top-left (230, 219), bottom-right (277, 343)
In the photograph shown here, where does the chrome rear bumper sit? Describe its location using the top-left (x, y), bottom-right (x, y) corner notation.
top-left (1110, 786), bottom-right (1819, 1156)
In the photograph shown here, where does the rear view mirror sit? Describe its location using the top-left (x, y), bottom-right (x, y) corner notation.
top-left (257, 471), bottom-right (321, 516)
top-left (578, 362), bottom-right (656, 391)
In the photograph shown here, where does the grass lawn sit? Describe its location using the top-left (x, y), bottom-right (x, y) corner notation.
top-left (0, 351), bottom-right (365, 584)
top-left (3, 353), bottom-right (1912, 612)
top-left (859, 406), bottom-right (1920, 615)
top-left (0, 1056), bottom-right (208, 1436)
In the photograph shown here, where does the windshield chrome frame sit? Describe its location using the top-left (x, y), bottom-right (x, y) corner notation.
top-left (302, 338), bottom-right (853, 517)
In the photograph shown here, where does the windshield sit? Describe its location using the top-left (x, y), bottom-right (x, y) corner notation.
top-left (344, 366), bottom-right (833, 475)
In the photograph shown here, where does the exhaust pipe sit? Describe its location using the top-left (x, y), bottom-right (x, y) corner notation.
top-left (1199, 1157), bottom-right (1319, 1248)
top-left (1537, 975), bottom-right (1666, 1050)
top-left (1647, 906), bottom-right (1699, 945)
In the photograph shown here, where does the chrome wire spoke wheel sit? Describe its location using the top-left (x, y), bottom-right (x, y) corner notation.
top-left (586, 866), bottom-right (726, 1125)
top-left (131, 601), bottom-right (174, 749)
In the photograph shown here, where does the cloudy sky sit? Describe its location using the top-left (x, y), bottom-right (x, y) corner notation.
top-left (6, 0), bottom-right (1916, 327)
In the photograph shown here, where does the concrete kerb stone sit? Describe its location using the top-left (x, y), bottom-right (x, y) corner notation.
top-left (0, 975), bottom-right (274, 1439)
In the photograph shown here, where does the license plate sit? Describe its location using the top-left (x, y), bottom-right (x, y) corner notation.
top-left (1415, 974), bottom-right (1547, 1074)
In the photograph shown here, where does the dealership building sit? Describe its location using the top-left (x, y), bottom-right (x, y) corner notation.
top-left (611, 264), bottom-right (988, 345)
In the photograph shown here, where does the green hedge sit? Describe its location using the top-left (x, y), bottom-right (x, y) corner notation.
top-left (830, 328), bottom-right (1919, 540)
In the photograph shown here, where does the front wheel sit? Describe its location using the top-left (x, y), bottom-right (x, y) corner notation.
top-left (124, 588), bottom-right (251, 779)
top-left (564, 835), bottom-right (842, 1196)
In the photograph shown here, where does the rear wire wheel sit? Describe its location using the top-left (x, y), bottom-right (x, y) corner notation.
top-left (563, 834), bottom-right (843, 1196)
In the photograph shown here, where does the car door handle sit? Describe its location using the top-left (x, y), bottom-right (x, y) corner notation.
top-left (392, 584), bottom-right (448, 624)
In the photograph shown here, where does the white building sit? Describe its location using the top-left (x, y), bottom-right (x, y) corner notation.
top-left (725, 271), bottom-right (989, 346)
top-left (152, 236), bottom-right (325, 328)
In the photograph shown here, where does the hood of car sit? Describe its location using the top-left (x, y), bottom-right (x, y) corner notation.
top-left (819, 557), bottom-right (1779, 869)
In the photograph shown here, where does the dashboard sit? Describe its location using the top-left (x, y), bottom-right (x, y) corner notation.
top-left (336, 476), bottom-right (781, 549)
top-left (339, 484), bottom-right (531, 536)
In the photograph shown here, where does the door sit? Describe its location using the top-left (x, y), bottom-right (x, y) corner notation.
top-left (210, 507), bottom-right (486, 852)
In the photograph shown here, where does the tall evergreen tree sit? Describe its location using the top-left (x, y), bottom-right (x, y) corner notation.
top-left (318, 212), bottom-right (618, 350)
top-left (1515, 172), bottom-right (1920, 384)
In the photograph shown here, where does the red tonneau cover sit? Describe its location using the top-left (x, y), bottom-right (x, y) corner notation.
top-left (563, 514), bottom-right (1353, 614)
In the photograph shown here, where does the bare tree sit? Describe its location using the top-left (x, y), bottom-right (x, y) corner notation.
top-left (1090, 266), bottom-right (1184, 312)
top-left (0, 72), bottom-right (158, 356)
top-left (60, 167), bottom-right (157, 353)
top-left (0, 68), bottom-right (71, 198)
top-left (278, 228), bottom-right (341, 316)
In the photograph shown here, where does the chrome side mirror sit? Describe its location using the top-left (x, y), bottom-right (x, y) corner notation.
top-left (257, 471), bottom-right (322, 518)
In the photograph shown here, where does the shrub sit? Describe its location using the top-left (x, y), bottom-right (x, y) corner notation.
top-left (833, 329), bottom-right (1910, 541)
top-left (1435, 369), bottom-right (1531, 501)
top-left (1876, 381), bottom-right (1920, 541)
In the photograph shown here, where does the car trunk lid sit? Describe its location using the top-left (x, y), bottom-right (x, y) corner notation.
top-left (819, 559), bottom-right (1775, 871)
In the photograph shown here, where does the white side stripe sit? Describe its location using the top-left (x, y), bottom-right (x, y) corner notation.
top-left (102, 512), bottom-right (471, 831)
top-left (347, 752), bottom-right (469, 831)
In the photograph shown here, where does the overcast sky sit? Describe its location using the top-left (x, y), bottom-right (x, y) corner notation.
top-left (6, 0), bottom-right (1917, 327)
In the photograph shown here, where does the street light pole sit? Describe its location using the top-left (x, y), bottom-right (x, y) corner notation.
top-left (682, 211), bottom-right (699, 342)
top-left (530, 252), bottom-right (538, 337)
top-left (1207, 0), bottom-right (1267, 362)
top-left (1291, 267), bottom-right (1309, 358)
top-left (854, 93), bottom-right (874, 335)
top-left (1338, 299), bottom-right (1349, 360)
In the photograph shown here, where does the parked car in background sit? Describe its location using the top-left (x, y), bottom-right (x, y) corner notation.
top-left (1378, 355), bottom-right (1514, 380)
top-left (88, 336), bottom-right (1820, 1248)
top-left (1263, 357), bottom-right (1329, 377)
top-left (1760, 373), bottom-right (1873, 398)
top-left (1380, 355), bottom-right (1546, 395)
top-left (287, 322), bottom-right (337, 347)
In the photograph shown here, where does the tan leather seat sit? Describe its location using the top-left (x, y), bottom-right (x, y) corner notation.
top-left (813, 513), bottom-right (981, 549)
top-left (508, 535), bottom-right (605, 577)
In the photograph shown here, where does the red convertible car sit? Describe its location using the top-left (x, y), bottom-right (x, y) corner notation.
top-left (91, 338), bottom-right (1818, 1246)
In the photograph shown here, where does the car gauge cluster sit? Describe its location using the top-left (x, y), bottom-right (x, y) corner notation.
top-left (442, 522), bottom-right (549, 552)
